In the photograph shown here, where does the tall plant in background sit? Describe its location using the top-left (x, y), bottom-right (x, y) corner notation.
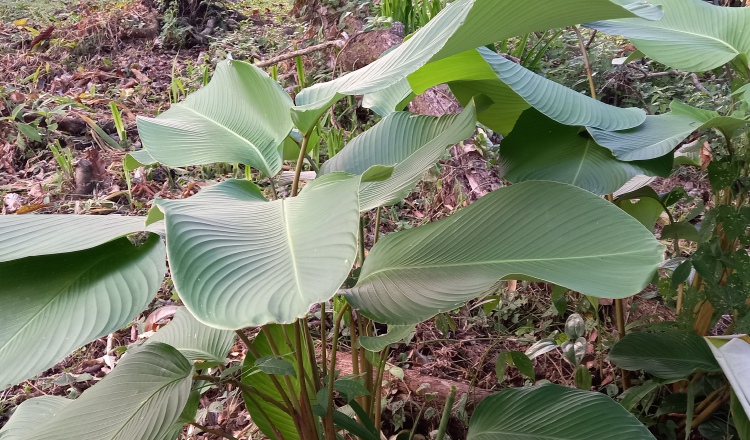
top-left (378, 0), bottom-right (446, 34)
top-left (0, 0), bottom-right (747, 439)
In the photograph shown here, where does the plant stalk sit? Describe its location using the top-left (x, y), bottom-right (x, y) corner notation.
top-left (235, 330), bottom-right (297, 414)
top-left (292, 134), bottom-right (311, 197)
top-left (574, 26), bottom-right (597, 100)
top-left (435, 386), bottom-right (457, 440)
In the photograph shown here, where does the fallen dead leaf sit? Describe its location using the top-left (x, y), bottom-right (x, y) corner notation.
top-left (3, 192), bottom-right (21, 213)
top-left (144, 305), bottom-right (180, 332)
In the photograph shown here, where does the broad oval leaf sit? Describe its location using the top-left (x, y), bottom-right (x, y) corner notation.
top-left (146, 307), bottom-right (236, 362)
top-left (0, 214), bottom-right (150, 262)
top-left (344, 180), bottom-right (664, 325)
top-left (0, 396), bottom-right (71, 440)
top-left (296, 0), bottom-right (660, 108)
top-left (409, 48), bottom-right (645, 134)
top-left (467, 384), bottom-right (655, 440)
top-left (156, 175), bottom-right (360, 329)
top-left (501, 109), bottom-right (671, 195)
top-left (588, 0), bottom-right (750, 72)
top-left (321, 102), bottom-right (477, 210)
top-left (0, 235), bottom-right (166, 390)
top-left (608, 331), bottom-right (721, 379)
top-left (587, 114), bottom-right (701, 161)
top-left (6, 343), bottom-right (193, 440)
top-left (137, 59), bottom-right (293, 176)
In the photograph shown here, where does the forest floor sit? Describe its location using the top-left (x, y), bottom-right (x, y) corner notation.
top-left (0, 0), bottom-right (715, 439)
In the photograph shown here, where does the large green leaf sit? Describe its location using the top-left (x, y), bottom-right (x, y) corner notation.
top-left (2, 343), bottom-right (193, 440)
top-left (146, 307), bottom-right (235, 362)
top-left (321, 102), bottom-right (477, 210)
top-left (0, 215), bottom-right (150, 262)
top-left (589, 101), bottom-right (749, 161)
top-left (344, 181), bottom-right (664, 325)
top-left (706, 336), bottom-right (750, 422)
top-left (467, 384), bottom-right (655, 440)
top-left (0, 235), bottom-right (166, 390)
top-left (669, 100), bottom-right (749, 139)
top-left (587, 114), bottom-right (701, 161)
top-left (608, 331), bottom-right (721, 379)
top-left (155, 175), bottom-right (360, 329)
top-left (137, 59), bottom-right (293, 176)
top-left (295, 0), bottom-right (661, 109)
top-left (501, 109), bottom-right (671, 195)
top-left (0, 396), bottom-right (71, 440)
top-left (588, 0), bottom-right (750, 72)
top-left (409, 48), bottom-right (645, 135)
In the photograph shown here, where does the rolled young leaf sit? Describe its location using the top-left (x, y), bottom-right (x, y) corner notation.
top-left (467, 384), bottom-right (656, 440)
top-left (0, 235), bottom-right (166, 390)
top-left (2, 343), bottom-right (193, 440)
top-left (155, 174), bottom-right (361, 329)
top-left (137, 59), bottom-right (293, 177)
top-left (345, 181), bottom-right (664, 325)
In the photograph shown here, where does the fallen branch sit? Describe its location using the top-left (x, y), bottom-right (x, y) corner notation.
top-left (255, 40), bottom-right (345, 67)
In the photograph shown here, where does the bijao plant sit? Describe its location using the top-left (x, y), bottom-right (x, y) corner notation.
top-left (4, 0), bottom-right (742, 439)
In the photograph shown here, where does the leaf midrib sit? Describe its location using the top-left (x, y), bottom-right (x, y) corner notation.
top-left (109, 375), bottom-right (189, 440)
top-left (625, 20), bottom-right (742, 56)
top-left (180, 106), bottom-right (273, 174)
top-left (0, 255), bottom-right (120, 359)
top-left (359, 249), bottom-right (651, 283)
top-left (281, 200), bottom-right (304, 303)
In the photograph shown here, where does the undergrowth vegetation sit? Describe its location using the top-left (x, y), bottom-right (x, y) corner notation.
top-left (0, 0), bottom-right (749, 439)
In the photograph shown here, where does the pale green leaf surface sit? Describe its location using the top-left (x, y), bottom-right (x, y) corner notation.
top-left (359, 325), bottom-right (415, 352)
top-left (18, 343), bottom-right (193, 440)
top-left (321, 102), bottom-right (476, 210)
top-left (670, 100), bottom-right (749, 138)
top-left (410, 48), bottom-right (645, 134)
top-left (501, 110), bottom-right (671, 195)
top-left (345, 181), bottom-right (664, 325)
top-left (616, 197), bottom-right (665, 232)
top-left (146, 307), bottom-right (235, 362)
top-left (587, 114), bottom-right (701, 161)
top-left (588, 0), bottom-right (750, 72)
top-left (361, 78), bottom-right (414, 116)
top-left (156, 175), bottom-right (360, 329)
top-left (0, 215), bottom-right (149, 262)
top-left (137, 60), bottom-right (293, 176)
top-left (296, 0), bottom-right (660, 108)
top-left (467, 384), bottom-right (655, 440)
top-left (609, 331), bottom-right (721, 379)
top-left (0, 396), bottom-right (71, 440)
top-left (125, 149), bottom-right (157, 169)
top-left (706, 336), bottom-right (750, 420)
top-left (0, 235), bottom-right (166, 390)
